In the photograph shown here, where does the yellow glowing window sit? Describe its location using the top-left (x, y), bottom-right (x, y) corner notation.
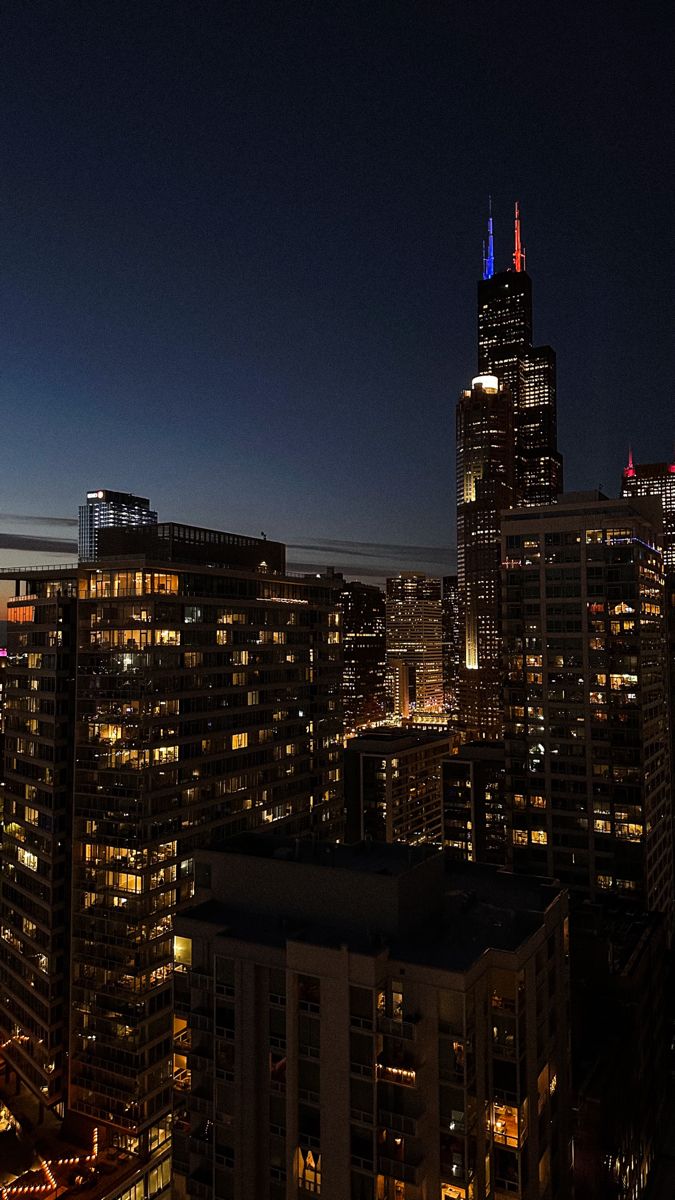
top-left (17, 847), bottom-right (38, 872)
top-left (512, 829), bottom-right (528, 846)
top-left (174, 936), bottom-right (192, 967)
top-left (232, 733), bottom-right (248, 750)
top-left (25, 806), bottom-right (39, 826)
top-left (531, 829), bottom-right (547, 845)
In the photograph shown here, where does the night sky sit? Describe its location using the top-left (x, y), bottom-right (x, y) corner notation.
top-left (0, 2), bottom-right (673, 589)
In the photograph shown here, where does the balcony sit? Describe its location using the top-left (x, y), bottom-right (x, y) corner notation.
top-left (376, 1063), bottom-right (416, 1088)
top-left (378, 1153), bottom-right (423, 1185)
top-left (378, 1108), bottom-right (420, 1137)
top-left (377, 1014), bottom-right (419, 1040)
top-left (350, 1014), bottom-right (374, 1032)
top-left (350, 1061), bottom-right (374, 1080)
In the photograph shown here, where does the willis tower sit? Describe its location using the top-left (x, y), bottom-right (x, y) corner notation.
top-left (456, 202), bottom-right (563, 737)
top-left (478, 202), bottom-right (563, 506)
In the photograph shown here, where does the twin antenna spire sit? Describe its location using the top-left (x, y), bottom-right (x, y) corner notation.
top-left (482, 200), bottom-right (527, 278)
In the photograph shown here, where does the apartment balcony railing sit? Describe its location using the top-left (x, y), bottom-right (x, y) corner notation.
top-left (377, 1014), bottom-right (420, 1040)
top-left (378, 1154), bottom-right (424, 1185)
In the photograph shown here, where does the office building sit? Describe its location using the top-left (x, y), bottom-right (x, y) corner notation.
top-left (78, 488), bottom-right (158, 561)
top-left (502, 493), bottom-right (672, 915)
top-left (621, 452), bottom-right (675, 568)
top-left (456, 375), bottom-right (514, 737)
top-left (0, 522), bottom-right (343, 1191)
top-left (441, 575), bottom-right (460, 716)
top-left (477, 204), bottom-right (563, 507)
top-left (385, 574), bottom-right (443, 719)
top-left (344, 727), bottom-right (455, 845)
top-left (341, 581), bottom-right (387, 734)
top-left (443, 742), bottom-right (506, 865)
top-left (175, 834), bottom-right (571, 1200)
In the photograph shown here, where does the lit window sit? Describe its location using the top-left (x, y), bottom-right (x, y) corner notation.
top-left (18, 848), bottom-right (38, 872)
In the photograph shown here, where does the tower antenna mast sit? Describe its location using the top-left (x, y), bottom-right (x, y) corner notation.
top-left (513, 200), bottom-right (526, 272)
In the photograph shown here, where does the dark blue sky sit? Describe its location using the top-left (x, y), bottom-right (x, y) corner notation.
top-left (0, 1), bottom-right (672, 581)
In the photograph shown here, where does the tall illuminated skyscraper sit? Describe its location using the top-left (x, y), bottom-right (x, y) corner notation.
top-left (477, 203), bottom-right (563, 507)
top-left (341, 581), bottom-right (387, 733)
top-left (456, 374), bottom-right (514, 736)
top-left (385, 573), bottom-right (443, 718)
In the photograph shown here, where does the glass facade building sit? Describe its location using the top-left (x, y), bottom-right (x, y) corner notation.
top-left (456, 375), bottom-right (514, 737)
top-left (341, 581), bottom-right (387, 733)
top-left (477, 271), bottom-right (562, 508)
top-left (78, 489), bottom-right (158, 561)
top-left (385, 574), bottom-right (443, 719)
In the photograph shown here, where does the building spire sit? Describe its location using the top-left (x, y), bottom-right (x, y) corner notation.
top-left (513, 200), bottom-right (526, 272)
top-left (482, 196), bottom-right (495, 280)
top-left (624, 446), bottom-right (636, 478)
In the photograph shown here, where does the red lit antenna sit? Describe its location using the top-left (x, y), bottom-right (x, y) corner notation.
top-left (513, 201), bottom-right (526, 272)
top-left (624, 446), bottom-right (636, 478)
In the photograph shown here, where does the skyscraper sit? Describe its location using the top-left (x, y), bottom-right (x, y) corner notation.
top-left (0, 521), bottom-right (343, 1188)
top-left (341, 581), bottom-right (387, 733)
top-left (456, 374), bottom-right (514, 737)
top-left (477, 203), bottom-right (563, 508)
top-left (78, 488), bottom-right (158, 560)
top-left (441, 574), bottom-right (460, 715)
top-left (385, 573), bottom-right (443, 719)
top-left (502, 493), bottom-right (672, 915)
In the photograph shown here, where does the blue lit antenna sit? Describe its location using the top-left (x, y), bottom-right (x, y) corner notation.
top-left (482, 196), bottom-right (495, 280)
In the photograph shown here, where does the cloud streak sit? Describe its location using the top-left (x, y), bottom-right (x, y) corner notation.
top-left (0, 534), bottom-right (78, 554)
top-left (0, 513), bottom-right (78, 526)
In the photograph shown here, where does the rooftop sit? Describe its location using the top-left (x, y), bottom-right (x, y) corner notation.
top-left (346, 726), bottom-right (453, 754)
top-left (179, 837), bottom-right (563, 974)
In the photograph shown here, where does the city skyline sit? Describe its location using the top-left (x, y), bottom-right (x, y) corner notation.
top-left (0, 4), bottom-right (672, 577)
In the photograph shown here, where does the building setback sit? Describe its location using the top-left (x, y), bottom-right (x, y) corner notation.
top-left (341, 581), bottom-right (387, 734)
top-left (502, 493), bottom-right (672, 916)
top-left (175, 834), bottom-right (571, 1200)
top-left (0, 523), bottom-right (343, 1191)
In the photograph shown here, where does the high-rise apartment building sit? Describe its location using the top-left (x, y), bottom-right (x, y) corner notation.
top-left (456, 375), bottom-right (514, 737)
top-left (78, 488), bottom-right (158, 561)
top-left (502, 493), bottom-right (672, 915)
top-left (175, 835), bottom-right (571, 1200)
top-left (477, 205), bottom-right (563, 508)
top-left (344, 727), bottom-right (454, 845)
top-left (385, 574), bottom-right (443, 719)
top-left (0, 522), bottom-right (343, 1190)
top-left (441, 575), bottom-right (460, 715)
top-left (443, 742), bottom-right (506, 864)
top-left (341, 581), bottom-right (387, 733)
